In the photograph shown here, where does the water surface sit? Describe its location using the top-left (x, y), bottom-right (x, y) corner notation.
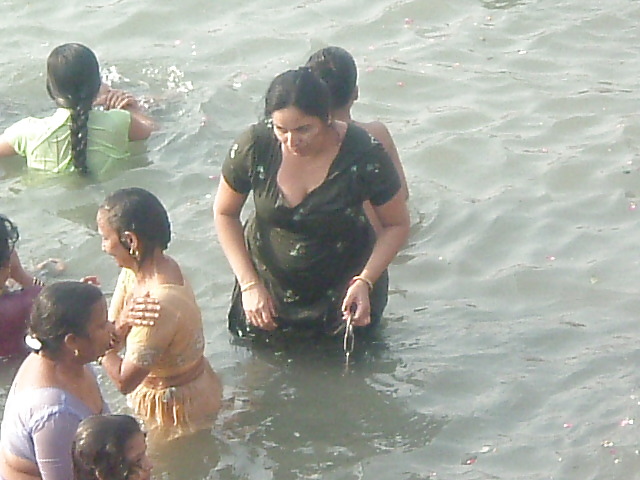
top-left (2, 0), bottom-right (640, 478)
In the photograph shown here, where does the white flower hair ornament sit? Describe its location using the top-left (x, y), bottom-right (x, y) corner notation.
top-left (24, 335), bottom-right (43, 352)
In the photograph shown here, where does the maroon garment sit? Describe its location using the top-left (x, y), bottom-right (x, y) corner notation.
top-left (0, 286), bottom-right (41, 357)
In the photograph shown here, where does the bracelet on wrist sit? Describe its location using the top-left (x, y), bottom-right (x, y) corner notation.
top-left (352, 275), bottom-right (373, 292)
top-left (240, 280), bottom-right (259, 293)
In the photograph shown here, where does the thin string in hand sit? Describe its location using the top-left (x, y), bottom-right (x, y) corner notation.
top-left (343, 310), bottom-right (355, 369)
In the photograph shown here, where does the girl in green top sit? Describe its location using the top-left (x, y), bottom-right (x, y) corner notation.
top-left (0, 43), bottom-right (155, 175)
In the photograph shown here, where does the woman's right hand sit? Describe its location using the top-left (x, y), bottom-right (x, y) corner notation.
top-left (242, 283), bottom-right (277, 331)
top-left (124, 293), bottom-right (160, 328)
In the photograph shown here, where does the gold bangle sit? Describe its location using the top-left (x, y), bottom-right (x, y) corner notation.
top-left (32, 277), bottom-right (44, 287)
top-left (240, 281), bottom-right (259, 293)
top-left (97, 352), bottom-right (107, 365)
top-left (352, 275), bottom-right (373, 291)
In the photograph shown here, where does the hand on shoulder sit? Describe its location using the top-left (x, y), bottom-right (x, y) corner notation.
top-left (94, 86), bottom-right (140, 111)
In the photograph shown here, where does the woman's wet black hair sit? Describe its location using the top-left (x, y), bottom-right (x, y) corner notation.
top-left (0, 214), bottom-right (19, 269)
top-left (73, 414), bottom-right (144, 480)
top-left (46, 43), bottom-right (102, 175)
top-left (99, 187), bottom-right (171, 267)
top-left (28, 281), bottom-right (104, 356)
top-left (306, 46), bottom-right (358, 110)
top-left (264, 67), bottom-right (331, 123)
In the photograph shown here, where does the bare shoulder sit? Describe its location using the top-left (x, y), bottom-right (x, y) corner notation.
top-left (354, 120), bottom-right (394, 145)
top-left (12, 354), bottom-right (50, 391)
top-left (0, 135), bottom-right (18, 157)
top-left (155, 255), bottom-right (186, 287)
top-left (354, 119), bottom-right (408, 198)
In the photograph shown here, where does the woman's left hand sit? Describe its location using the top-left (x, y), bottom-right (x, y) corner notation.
top-left (341, 279), bottom-right (371, 327)
top-left (110, 294), bottom-right (159, 349)
top-left (95, 86), bottom-right (140, 111)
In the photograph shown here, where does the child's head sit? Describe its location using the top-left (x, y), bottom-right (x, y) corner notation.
top-left (46, 43), bottom-right (102, 175)
top-left (73, 414), bottom-right (152, 480)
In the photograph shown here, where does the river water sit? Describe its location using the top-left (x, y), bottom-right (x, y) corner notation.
top-left (2, 0), bottom-right (640, 478)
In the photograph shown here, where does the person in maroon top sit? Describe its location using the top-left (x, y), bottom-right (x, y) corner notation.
top-left (0, 215), bottom-right (42, 357)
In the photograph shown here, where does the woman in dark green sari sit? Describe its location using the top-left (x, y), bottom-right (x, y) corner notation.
top-left (213, 67), bottom-right (409, 339)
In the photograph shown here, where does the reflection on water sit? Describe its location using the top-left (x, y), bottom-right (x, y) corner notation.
top-left (213, 334), bottom-right (448, 479)
top-left (481, 0), bottom-right (527, 9)
top-left (3, 0), bottom-right (640, 478)
top-left (122, 332), bottom-right (445, 480)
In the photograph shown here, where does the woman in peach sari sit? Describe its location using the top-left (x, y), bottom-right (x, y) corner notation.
top-left (97, 187), bottom-right (222, 441)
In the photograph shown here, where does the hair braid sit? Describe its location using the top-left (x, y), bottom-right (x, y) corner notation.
top-left (46, 43), bottom-right (101, 175)
top-left (69, 101), bottom-right (91, 174)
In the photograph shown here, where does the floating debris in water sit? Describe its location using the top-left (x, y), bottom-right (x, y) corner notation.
top-left (462, 455), bottom-right (477, 465)
top-left (563, 422), bottom-right (573, 429)
top-left (620, 418), bottom-right (634, 426)
top-left (232, 73), bottom-right (249, 90)
top-left (602, 440), bottom-right (614, 448)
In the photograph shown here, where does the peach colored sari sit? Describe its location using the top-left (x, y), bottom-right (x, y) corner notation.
top-left (110, 269), bottom-right (222, 441)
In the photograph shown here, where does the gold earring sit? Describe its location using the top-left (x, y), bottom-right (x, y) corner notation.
top-left (129, 246), bottom-right (140, 261)
top-left (74, 349), bottom-right (80, 357)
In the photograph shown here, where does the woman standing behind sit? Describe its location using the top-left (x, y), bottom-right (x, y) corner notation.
top-left (306, 46), bottom-right (409, 233)
top-left (0, 282), bottom-right (112, 480)
top-left (213, 67), bottom-right (409, 338)
top-left (97, 187), bottom-right (222, 441)
top-left (0, 43), bottom-right (155, 175)
top-left (73, 415), bottom-right (152, 480)
top-left (0, 214), bottom-right (43, 357)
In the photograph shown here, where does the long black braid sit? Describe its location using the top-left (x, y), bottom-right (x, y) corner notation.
top-left (46, 43), bottom-right (101, 175)
top-left (69, 101), bottom-right (92, 174)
